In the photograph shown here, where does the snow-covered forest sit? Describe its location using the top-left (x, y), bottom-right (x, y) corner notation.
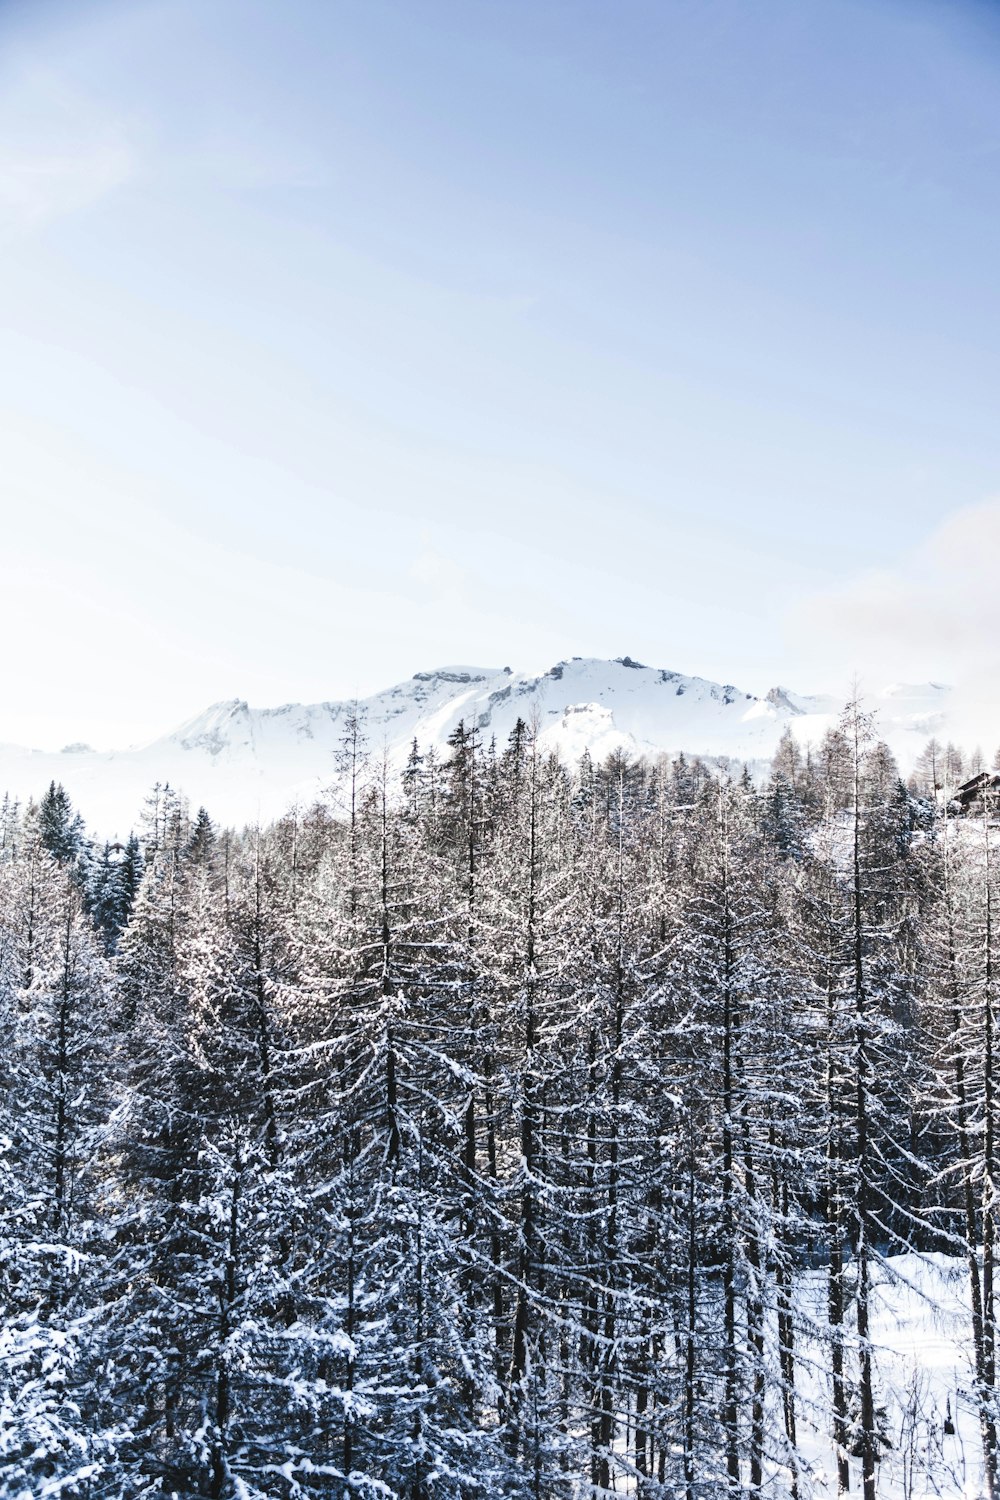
top-left (3, 703), bottom-right (1000, 1499)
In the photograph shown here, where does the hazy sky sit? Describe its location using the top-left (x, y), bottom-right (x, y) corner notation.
top-left (4, 0), bottom-right (1000, 749)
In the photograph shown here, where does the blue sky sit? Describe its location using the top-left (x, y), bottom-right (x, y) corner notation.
top-left (3, 0), bottom-right (1000, 747)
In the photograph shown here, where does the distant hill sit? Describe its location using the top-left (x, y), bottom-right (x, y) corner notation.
top-left (0, 658), bottom-right (950, 834)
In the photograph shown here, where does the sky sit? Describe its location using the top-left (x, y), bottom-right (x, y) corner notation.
top-left (3, 0), bottom-right (1000, 750)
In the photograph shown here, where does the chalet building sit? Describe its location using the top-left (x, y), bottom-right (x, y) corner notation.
top-left (952, 770), bottom-right (1000, 812)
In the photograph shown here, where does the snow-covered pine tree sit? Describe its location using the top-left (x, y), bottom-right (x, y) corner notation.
top-left (0, 823), bottom-right (120, 1494)
top-left (921, 785), bottom-right (1000, 1496)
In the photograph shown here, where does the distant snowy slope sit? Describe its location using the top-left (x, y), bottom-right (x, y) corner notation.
top-left (0, 658), bottom-right (951, 834)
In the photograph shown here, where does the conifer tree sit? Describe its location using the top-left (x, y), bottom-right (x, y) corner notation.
top-left (0, 841), bottom-right (120, 1493)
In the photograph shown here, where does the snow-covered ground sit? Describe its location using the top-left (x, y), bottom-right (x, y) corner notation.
top-left (594, 1251), bottom-right (978, 1498)
top-left (782, 1253), bottom-right (979, 1500)
top-left (0, 658), bottom-right (951, 835)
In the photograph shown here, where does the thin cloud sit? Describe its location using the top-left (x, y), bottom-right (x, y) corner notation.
top-left (800, 497), bottom-right (1000, 664)
top-left (0, 64), bottom-right (137, 237)
top-left (792, 496), bottom-right (1000, 749)
top-left (0, 139), bottom-right (134, 235)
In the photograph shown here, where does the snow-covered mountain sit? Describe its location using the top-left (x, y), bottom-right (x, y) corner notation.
top-left (0, 658), bottom-right (950, 835)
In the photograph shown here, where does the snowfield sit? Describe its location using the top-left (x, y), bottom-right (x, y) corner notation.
top-left (0, 658), bottom-right (951, 834)
top-left (791, 1254), bottom-right (980, 1500)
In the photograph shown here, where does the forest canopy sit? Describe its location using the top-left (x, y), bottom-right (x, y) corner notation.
top-left (1, 707), bottom-right (998, 1499)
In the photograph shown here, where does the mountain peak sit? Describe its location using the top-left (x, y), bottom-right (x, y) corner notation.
top-left (411, 666), bottom-right (499, 684)
top-left (0, 657), bottom-right (954, 833)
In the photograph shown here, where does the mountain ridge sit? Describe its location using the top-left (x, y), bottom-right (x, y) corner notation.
top-left (0, 657), bottom-right (950, 834)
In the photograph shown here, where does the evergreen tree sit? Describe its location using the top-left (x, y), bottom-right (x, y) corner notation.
top-left (37, 781), bottom-right (86, 866)
top-left (0, 847), bottom-right (121, 1493)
